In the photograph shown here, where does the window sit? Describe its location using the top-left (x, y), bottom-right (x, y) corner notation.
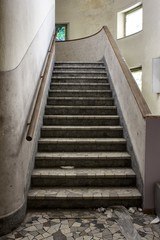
top-left (56, 24), bottom-right (68, 41)
top-left (117, 4), bottom-right (143, 39)
top-left (125, 5), bottom-right (143, 36)
top-left (131, 67), bottom-right (142, 91)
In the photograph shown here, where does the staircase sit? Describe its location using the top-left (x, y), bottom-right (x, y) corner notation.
top-left (28, 62), bottom-right (141, 208)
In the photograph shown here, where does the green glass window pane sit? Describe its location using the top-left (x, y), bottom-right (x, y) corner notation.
top-left (56, 25), bottom-right (66, 41)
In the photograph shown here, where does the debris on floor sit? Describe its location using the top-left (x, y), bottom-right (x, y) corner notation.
top-left (1, 207), bottom-right (160, 240)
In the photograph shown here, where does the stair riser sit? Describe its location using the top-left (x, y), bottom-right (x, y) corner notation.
top-left (45, 107), bottom-right (117, 115)
top-left (48, 91), bottom-right (112, 97)
top-left (35, 158), bottom-right (131, 168)
top-left (52, 78), bottom-right (108, 84)
top-left (28, 198), bottom-right (142, 209)
top-left (53, 68), bottom-right (106, 72)
top-left (31, 177), bottom-right (136, 187)
top-left (41, 129), bottom-right (123, 138)
top-left (43, 118), bottom-right (119, 126)
top-left (53, 73), bottom-right (107, 77)
top-left (38, 143), bottom-right (126, 152)
top-left (47, 99), bottom-right (114, 106)
top-left (55, 63), bottom-right (105, 67)
top-left (50, 84), bottom-right (110, 90)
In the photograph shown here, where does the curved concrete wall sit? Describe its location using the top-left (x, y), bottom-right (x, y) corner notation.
top-left (56, 30), bottom-right (146, 185)
top-left (0, 0), bottom-right (55, 235)
top-left (0, 0), bottom-right (54, 71)
top-left (55, 28), bottom-right (160, 210)
top-left (56, 0), bottom-right (160, 114)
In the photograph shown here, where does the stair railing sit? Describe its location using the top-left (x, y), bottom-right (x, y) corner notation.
top-left (26, 34), bottom-right (56, 141)
top-left (103, 26), bottom-right (151, 117)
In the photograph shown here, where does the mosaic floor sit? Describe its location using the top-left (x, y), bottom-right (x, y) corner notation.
top-left (1, 207), bottom-right (160, 240)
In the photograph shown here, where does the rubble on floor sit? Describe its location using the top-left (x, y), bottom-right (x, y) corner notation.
top-left (2, 207), bottom-right (160, 240)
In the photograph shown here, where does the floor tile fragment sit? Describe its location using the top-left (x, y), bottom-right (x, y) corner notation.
top-left (1, 207), bottom-right (160, 240)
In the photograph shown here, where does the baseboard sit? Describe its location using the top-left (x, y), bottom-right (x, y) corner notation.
top-left (0, 201), bottom-right (27, 237)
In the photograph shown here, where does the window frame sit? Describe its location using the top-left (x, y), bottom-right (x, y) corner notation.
top-left (124, 4), bottom-right (143, 37)
top-left (55, 23), bottom-right (68, 41)
top-left (130, 66), bottom-right (142, 91)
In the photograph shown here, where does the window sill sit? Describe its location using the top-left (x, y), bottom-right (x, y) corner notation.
top-left (117, 30), bottom-right (143, 40)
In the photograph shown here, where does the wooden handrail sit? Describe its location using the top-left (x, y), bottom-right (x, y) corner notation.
top-left (103, 26), bottom-right (151, 117)
top-left (26, 34), bottom-right (56, 141)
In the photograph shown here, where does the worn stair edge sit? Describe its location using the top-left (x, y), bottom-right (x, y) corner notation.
top-left (55, 61), bottom-right (105, 64)
top-left (28, 187), bottom-right (141, 199)
top-left (52, 76), bottom-right (108, 79)
top-left (54, 64), bottom-right (106, 70)
top-left (32, 168), bottom-right (136, 178)
top-left (35, 153), bottom-right (131, 168)
top-left (31, 168), bottom-right (136, 187)
top-left (36, 152), bottom-right (131, 159)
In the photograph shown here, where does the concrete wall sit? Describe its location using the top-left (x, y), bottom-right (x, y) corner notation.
top-left (56, 0), bottom-right (114, 39)
top-left (56, 0), bottom-right (160, 114)
top-left (56, 28), bottom-right (146, 184)
top-left (142, 0), bottom-right (160, 114)
top-left (56, 28), bottom-right (160, 210)
top-left (0, 0), bottom-right (55, 235)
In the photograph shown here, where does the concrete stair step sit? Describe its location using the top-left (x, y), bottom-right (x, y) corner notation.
top-left (53, 70), bottom-right (107, 76)
top-left (35, 152), bottom-right (131, 168)
top-left (45, 105), bottom-right (117, 115)
top-left (27, 61), bottom-right (142, 210)
top-left (41, 126), bottom-right (123, 138)
top-left (28, 187), bottom-right (142, 208)
top-left (38, 138), bottom-right (126, 152)
top-left (49, 90), bottom-right (112, 97)
top-left (53, 73), bottom-right (107, 78)
top-left (53, 67), bottom-right (106, 72)
top-left (48, 90), bottom-right (112, 97)
top-left (31, 168), bottom-right (136, 187)
top-left (55, 62), bottom-right (105, 67)
top-left (47, 97), bottom-right (114, 106)
top-left (43, 115), bottom-right (120, 126)
top-left (51, 76), bottom-right (108, 83)
top-left (50, 83), bottom-right (110, 90)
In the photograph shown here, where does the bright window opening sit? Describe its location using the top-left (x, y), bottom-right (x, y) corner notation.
top-left (117, 4), bottom-right (143, 39)
top-left (131, 67), bottom-right (142, 91)
top-left (125, 6), bottom-right (143, 36)
top-left (56, 24), bottom-right (68, 41)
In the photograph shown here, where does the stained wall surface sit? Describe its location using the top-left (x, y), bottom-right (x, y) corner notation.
top-left (56, 0), bottom-right (114, 39)
top-left (0, 0), bottom-right (55, 231)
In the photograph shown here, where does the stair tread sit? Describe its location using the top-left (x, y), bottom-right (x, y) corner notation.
top-left (36, 152), bottom-right (131, 159)
top-left (28, 187), bottom-right (141, 199)
top-left (47, 97), bottom-right (113, 100)
top-left (54, 66), bottom-right (105, 69)
top-left (52, 76), bottom-right (107, 79)
top-left (51, 83), bottom-right (109, 85)
top-left (53, 70), bottom-right (106, 73)
top-left (41, 126), bottom-right (122, 130)
top-left (32, 168), bottom-right (135, 177)
top-left (55, 61), bottom-right (104, 64)
top-left (38, 138), bottom-right (126, 143)
top-left (49, 90), bottom-right (111, 93)
top-left (44, 115), bottom-right (119, 118)
top-left (46, 105), bottom-right (116, 109)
